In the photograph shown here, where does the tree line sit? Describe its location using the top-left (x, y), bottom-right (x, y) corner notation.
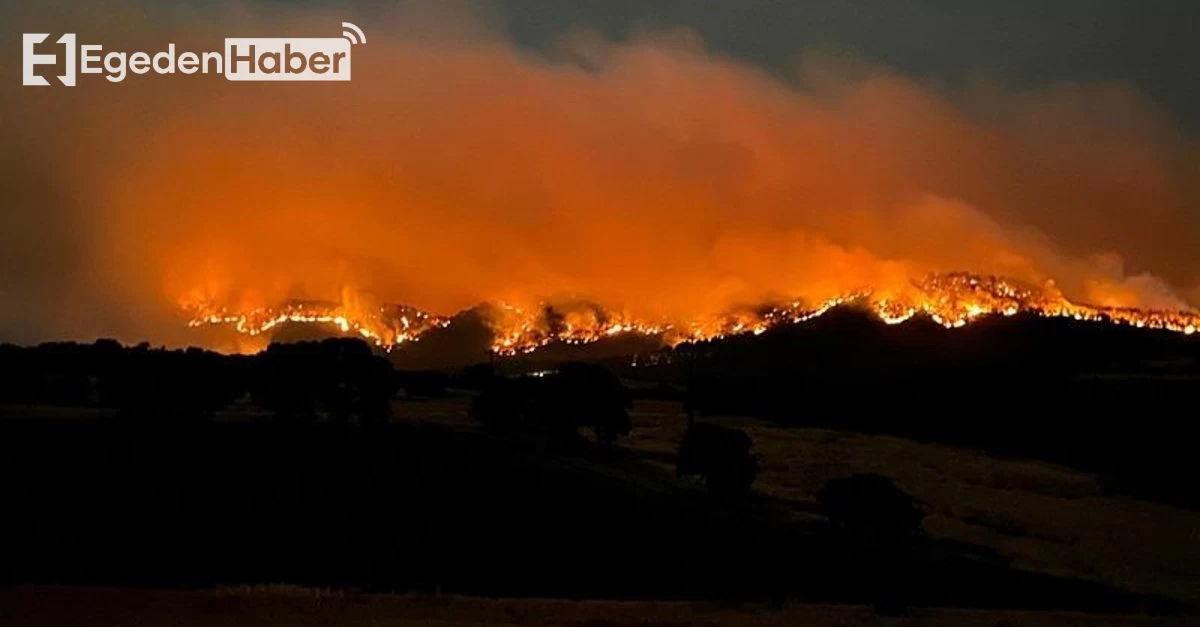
top-left (0, 338), bottom-right (395, 424)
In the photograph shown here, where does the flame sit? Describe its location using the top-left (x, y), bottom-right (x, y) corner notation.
top-left (5, 3), bottom-right (1200, 352)
top-left (184, 299), bottom-right (451, 350)
top-left (183, 271), bottom-right (1200, 356)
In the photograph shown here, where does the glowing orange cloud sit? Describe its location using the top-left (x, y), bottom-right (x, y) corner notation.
top-left (1, 1), bottom-right (1198, 351)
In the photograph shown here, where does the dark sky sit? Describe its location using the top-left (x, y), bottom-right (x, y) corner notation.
top-left (470, 0), bottom-right (1200, 128)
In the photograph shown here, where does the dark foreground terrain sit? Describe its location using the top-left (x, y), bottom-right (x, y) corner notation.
top-left (2, 313), bottom-right (1199, 623)
top-left (1, 585), bottom-right (1191, 627)
top-left (2, 401), bottom-right (1196, 622)
top-left (0, 414), bottom-right (1163, 611)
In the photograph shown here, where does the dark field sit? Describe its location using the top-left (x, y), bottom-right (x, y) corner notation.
top-left (2, 395), bottom-right (1198, 617)
top-left (3, 314), bottom-right (1200, 624)
top-left (1, 585), bottom-right (1190, 627)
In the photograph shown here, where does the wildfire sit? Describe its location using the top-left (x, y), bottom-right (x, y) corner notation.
top-left (184, 272), bottom-right (1200, 355)
top-left (485, 302), bottom-right (671, 356)
top-left (185, 300), bottom-right (451, 349)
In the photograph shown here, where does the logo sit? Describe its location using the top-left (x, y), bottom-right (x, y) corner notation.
top-left (22, 22), bottom-right (365, 85)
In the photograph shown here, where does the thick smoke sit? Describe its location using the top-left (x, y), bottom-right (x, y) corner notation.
top-left (2, 1), bottom-right (1199, 348)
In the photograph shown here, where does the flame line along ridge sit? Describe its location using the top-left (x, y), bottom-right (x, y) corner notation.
top-left (183, 272), bottom-right (1200, 355)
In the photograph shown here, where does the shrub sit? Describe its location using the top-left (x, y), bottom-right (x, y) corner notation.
top-left (469, 377), bottom-right (534, 432)
top-left (677, 422), bottom-right (760, 497)
top-left (470, 363), bottom-right (633, 445)
top-left (816, 473), bottom-right (925, 539)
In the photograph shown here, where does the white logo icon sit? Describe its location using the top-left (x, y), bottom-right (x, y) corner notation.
top-left (23, 33), bottom-right (76, 86)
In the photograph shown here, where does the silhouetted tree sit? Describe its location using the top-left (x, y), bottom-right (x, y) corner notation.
top-left (456, 362), bottom-right (497, 390)
top-left (399, 370), bottom-right (450, 398)
top-left (676, 422), bottom-right (760, 497)
top-left (469, 364), bottom-right (632, 445)
top-left (88, 343), bottom-right (244, 424)
top-left (817, 473), bottom-right (926, 616)
top-left (469, 376), bottom-right (535, 432)
top-left (527, 362), bottom-right (632, 444)
top-left (252, 338), bottom-right (397, 426)
top-left (817, 473), bottom-right (925, 539)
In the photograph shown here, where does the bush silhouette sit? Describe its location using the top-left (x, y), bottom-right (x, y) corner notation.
top-left (676, 422), bottom-right (760, 497)
top-left (527, 362), bottom-right (633, 444)
top-left (253, 338), bottom-right (397, 425)
top-left (470, 364), bottom-right (632, 444)
top-left (816, 473), bottom-right (925, 539)
top-left (399, 370), bottom-right (450, 398)
top-left (469, 376), bottom-right (536, 432)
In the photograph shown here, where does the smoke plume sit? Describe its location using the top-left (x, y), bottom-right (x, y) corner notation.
top-left (2, 0), bottom-right (1199, 349)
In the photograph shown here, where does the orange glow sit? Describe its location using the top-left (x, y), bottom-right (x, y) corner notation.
top-left (3, 4), bottom-right (1200, 349)
top-left (184, 272), bottom-right (1200, 356)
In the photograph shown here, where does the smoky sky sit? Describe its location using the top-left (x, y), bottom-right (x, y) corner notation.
top-left (480, 0), bottom-right (1200, 130)
top-left (1, 0), bottom-right (1199, 348)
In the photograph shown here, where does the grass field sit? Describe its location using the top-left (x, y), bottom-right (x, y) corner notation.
top-left (397, 394), bottom-right (1200, 607)
top-left (3, 393), bottom-right (1197, 624)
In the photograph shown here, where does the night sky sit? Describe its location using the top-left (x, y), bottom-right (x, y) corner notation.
top-left (479, 0), bottom-right (1200, 127)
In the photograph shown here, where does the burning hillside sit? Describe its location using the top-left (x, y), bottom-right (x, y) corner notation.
top-left (186, 301), bottom-right (451, 349)
top-left (5, 4), bottom-right (1200, 349)
top-left (185, 271), bottom-right (1200, 356)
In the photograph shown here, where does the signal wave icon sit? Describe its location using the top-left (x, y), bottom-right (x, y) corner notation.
top-left (342, 22), bottom-right (367, 45)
